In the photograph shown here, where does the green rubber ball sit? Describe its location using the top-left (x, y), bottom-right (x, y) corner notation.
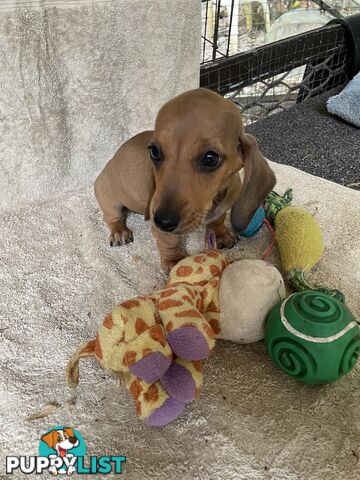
top-left (265, 291), bottom-right (360, 384)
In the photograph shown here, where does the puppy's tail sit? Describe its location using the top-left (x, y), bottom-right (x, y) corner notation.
top-left (66, 340), bottom-right (96, 388)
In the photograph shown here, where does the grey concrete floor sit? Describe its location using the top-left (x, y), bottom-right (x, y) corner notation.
top-left (247, 89), bottom-right (360, 190)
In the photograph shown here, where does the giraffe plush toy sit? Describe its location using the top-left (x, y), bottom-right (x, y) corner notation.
top-left (67, 251), bottom-right (285, 426)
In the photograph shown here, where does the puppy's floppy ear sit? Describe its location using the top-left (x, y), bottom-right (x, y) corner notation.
top-left (41, 430), bottom-right (58, 449)
top-left (231, 133), bottom-right (276, 233)
top-left (63, 427), bottom-right (75, 438)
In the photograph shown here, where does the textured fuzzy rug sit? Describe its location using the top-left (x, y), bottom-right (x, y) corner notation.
top-left (1, 160), bottom-right (359, 480)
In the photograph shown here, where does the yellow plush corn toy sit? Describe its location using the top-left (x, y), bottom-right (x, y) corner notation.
top-left (265, 189), bottom-right (345, 302)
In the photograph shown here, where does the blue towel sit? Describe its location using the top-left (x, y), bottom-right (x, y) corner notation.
top-left (327, 72), bottom-right (360, 128)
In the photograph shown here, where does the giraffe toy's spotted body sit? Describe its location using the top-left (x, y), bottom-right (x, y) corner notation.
top-left (67, 251), bottom-right (228, 426)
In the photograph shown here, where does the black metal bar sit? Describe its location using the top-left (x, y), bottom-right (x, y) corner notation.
top-left (212, 0), bottom-right (222, 61)
top-left (200, 23), bottom-right (349, 95)
top-left (311, 0), bottom-right (344, 19)
top-left (201, 36), bottom-right (227, 59)
top-left (226, 0), bottom-right (235, 58)
top-left (202, 0), bottom-right (209, 64)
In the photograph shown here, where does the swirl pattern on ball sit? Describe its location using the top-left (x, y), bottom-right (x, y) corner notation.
top-left (339, 336), bottom-right (360, 376)
top-left (269, 338), bottom-right (316, 379)
top-left (293, 291), bottom-right (341, 324)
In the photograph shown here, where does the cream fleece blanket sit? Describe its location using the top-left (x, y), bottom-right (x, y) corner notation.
top-left (0, 0), bottom-right (200, 212)
top-left (1, 160), bottom-right (359, 480)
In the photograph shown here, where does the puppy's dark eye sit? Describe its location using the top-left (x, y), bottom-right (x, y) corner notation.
top-left (149, 144), bottom-right (161, 162)
top-left (200, 151), bottom-right (222, 171)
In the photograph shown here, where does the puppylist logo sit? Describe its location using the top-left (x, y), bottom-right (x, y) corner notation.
top-left (6, 426), bottom-right (126, 475)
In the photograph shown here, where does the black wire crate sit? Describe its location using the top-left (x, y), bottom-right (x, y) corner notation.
top-left (200, 21), bottom-right (353, 124)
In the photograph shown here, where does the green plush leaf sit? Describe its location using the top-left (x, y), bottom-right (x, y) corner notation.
top-left (265, 188), bottom-right (293, 224)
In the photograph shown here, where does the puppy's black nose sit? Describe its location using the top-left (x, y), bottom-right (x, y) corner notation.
top-left (154, 210), bottom-right (180, 232)
top-left (69, 436), bottom-right (78, 445)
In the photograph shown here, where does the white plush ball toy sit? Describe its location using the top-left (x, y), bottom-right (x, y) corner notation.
top-left (218, 259), bottom-right (286, 343)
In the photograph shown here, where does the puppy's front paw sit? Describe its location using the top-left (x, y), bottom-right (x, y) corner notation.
top-left (67, 465), bottom-right (76, 475)
top-left (215, 227), bottom-right (237, 249)
top-left (109, 227), bottom-right (134, 247)
top-left (161, 255), bottom-right (185, 274)
top-left (48, 465), bottom-right (58, 476)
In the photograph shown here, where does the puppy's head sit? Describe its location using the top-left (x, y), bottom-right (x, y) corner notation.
top-left (41, 428), bottom-right (79, 456)
top-left (148, 88), bottom-right (275, 235)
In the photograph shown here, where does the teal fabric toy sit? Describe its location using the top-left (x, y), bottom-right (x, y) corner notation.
top-left (239, 206), bottom-right (265, 238)
top-left (265, 291), bottom-right (360, 384)
top-left (206, 206), bottom-right (266, 247)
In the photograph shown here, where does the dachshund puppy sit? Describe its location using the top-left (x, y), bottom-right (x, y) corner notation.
top-left (95, 88), bottom-right (275, 272)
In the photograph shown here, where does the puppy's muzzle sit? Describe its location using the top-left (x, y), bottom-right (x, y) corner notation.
top-left (153, 209), bottom-right (180, 233)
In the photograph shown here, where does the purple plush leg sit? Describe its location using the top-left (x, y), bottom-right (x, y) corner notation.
top-left (167, 326), bottom-right (209, 361)
top-left (160, 362), bottom-right (196, 403)
top-left (144, 398), bottom-right (186, 427)
top-left (129, 352), bottom-right (171, 384)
